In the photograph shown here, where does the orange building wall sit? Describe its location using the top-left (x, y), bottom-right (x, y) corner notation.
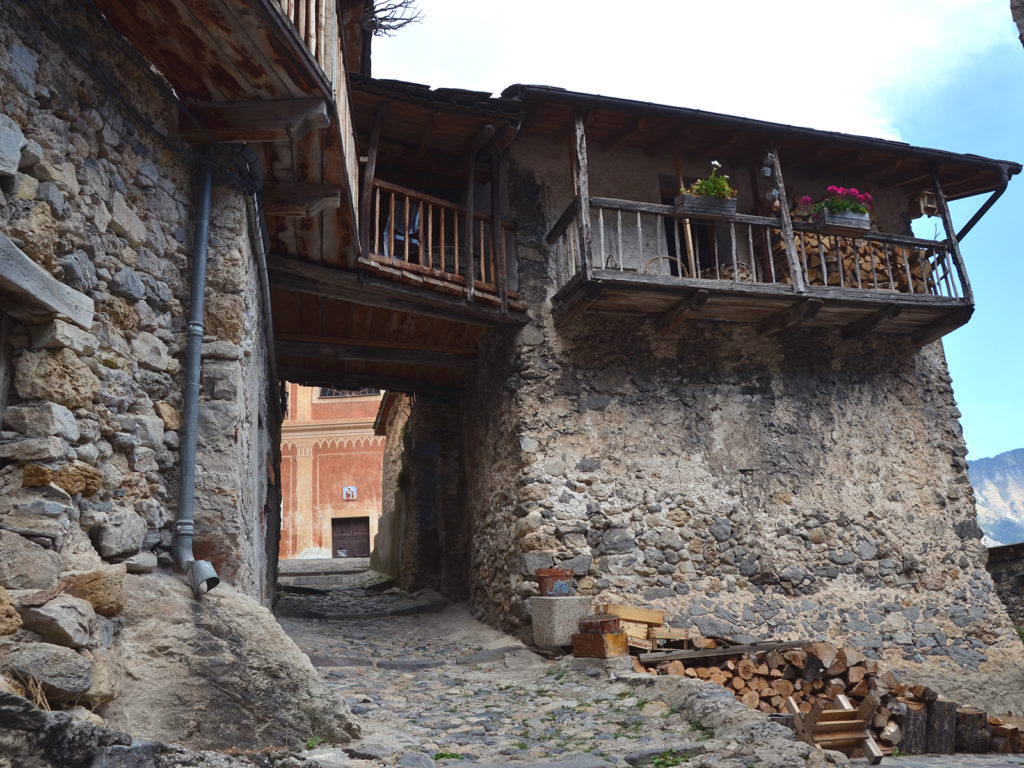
top-left (280, 383), bottom-right (386, 559)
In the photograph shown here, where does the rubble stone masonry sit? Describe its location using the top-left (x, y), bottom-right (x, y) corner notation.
top-left (0, 0), bottom-right (316, 746)
top-left (451, 144), bottom-right (1024, 711)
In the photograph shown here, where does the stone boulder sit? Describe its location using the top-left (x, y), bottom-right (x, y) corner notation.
top-left (0, 643), bottom-right (92, 702)
top-left (18, 595), bottom-right (96, 648)
top-left (0, 691), bottom-right (321, 768)
top-left (0, 531), bottom-right (62, 590)
top-left (65, 564), bottom-right (127, 617)
top-left (0, 586), bottom-right (22, 635)
top-left (101, 574), bottom-right (361, 751)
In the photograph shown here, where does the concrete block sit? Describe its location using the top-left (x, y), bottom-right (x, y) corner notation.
top-left (530, 596), bottom-right (591, 649)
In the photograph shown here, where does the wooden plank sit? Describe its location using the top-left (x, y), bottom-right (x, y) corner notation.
top-left (179, 98), bottom-right (329, 142)
top-left (573, 109), bottom-right (593, 281)
top-left (655, 289), bottom-right (709, 332)
top-left (267, 255), bottom-right (524, 327)
top-left (278, 364), bottom-right (460, 395)
top-left (638, 640), bottom-right (806, 665)
top-left (279, 341), bottom-right (475, 368)
top-left (756, 298), bottom-right (823, 337)
top-left (0, 233), bottom-right (94, 330)
top-left (599, 603), bottom-right (666, 625)
top-left (930, 165), bottom-right (973, 304)
top-left (649, 627), bottom-right (690, 640)
top-left (263, 183), bottom-right (341, 217)
top-left (771, 148), bottom-right (804, 293)
top-left (840, 303), bottom-right (901, 339)
top-left (911, 307), bottom-right (973, 348)
top-left (357, 102), bottom-right (388, 266)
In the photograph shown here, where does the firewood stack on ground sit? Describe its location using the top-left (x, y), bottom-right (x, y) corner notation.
top-left (635, 637), bottom-right (1023, 759)
top-left (571, 607), bottom-right (1022, 761)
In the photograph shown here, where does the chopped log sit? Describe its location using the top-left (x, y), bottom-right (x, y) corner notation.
top-left (956, 707), bottom-right (991, 753)
top-left (684, 667), bottom-right (698, 678)
top-left (741, 691), bottom-right (760, 709)
top-left (756, 662), bottom-right (769, 676)
top-left (847, 666), bottom-right (867, 685)
top-left (696, 667), bottom-right (711, 679)
top-left (880, 721), bottom-right (903, 746)
top-left (731, 676), bottom-right (746, 691)
top-left (911, 684), bottom-right (939, 703)
top-left (709, 672), bottom-right (728, 686)
top-left (801, 654), bottom-right (827, 682)
top-left (765, 650), bottom-right (785, 669)
top-left (863, 659), bottom-right (880, 675)
top-left (825, 678), bottom-right (846, 700)
top-left (736, 659), bottom-right (758, 680)
top-left (872, 707), bottom-right (892, 730)
top-left (925, 699), bottom-right (958, 754)
top-left (631, 657), bottom-right (646, 674)
top-left (772, 679), bottom-right (795, 698)
top-left (784, 650), bottom-right (807, 669)
top-left (807, 642), bottom-right (838, 669)
top-left (873, 671), bottom-right (897, 696)
top-left (842, 646), bottom-right (866, 667)
top-left (902, 701), bottom-right (928, 754)
top-left (850, 679), bottom-right (870, 698)
top-left (665, 660), bottom-right (686, 676)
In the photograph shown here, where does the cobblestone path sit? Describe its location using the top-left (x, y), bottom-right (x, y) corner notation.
top-left (275, 562), bottom-right (1023, 768)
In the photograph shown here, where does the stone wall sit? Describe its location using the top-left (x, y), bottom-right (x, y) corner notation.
top-left (986, 543), bottom-right (1024, 626)
top-left (371, 393), bottom-right (411, 577)
top-left (449, 136), bottom-right (1024, 711)
top-left (0, 0), bottom-right (329, 748)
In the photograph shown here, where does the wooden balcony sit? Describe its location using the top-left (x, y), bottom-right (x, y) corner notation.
top-left (547, 196), bottom-right (973, 344)
top-left (360, 180), bottom-right (522, 312)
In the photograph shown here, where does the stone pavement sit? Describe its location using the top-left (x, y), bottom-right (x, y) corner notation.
top-left (275, 564), bottom-right (1022, 768)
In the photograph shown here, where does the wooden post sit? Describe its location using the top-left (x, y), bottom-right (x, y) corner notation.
top-left (573, 109), bottom-right (593, 282)
top-left (492, 152), bottom-right (509, 315)
top-left (771, 147), bottom-right (805, 293)
top-left (902, 701), bottom-right (928, 754)
top-left (930, 164), bottom-right (974, 304)
top-left (926, 699), bottom-right (958, 754)
top-left (357, 101), bottom-right (388, 267)
top-left (464, 125), bottom-right (495, 302)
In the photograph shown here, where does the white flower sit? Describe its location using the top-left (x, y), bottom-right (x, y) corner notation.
top-left (711, 160), bottom-right (721, 168)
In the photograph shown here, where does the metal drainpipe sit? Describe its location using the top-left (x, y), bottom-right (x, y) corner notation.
top-left (175, 152), bottom-right (220, 597)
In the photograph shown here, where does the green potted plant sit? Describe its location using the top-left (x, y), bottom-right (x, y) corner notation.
top-left (803, 186), bottom-right (872, 235)
top-left (674, 161), bottom-right (738, 220)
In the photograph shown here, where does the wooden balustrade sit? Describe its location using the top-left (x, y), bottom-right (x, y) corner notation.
top-left (364, 180), bottom-right (515, 303)
top-left (547, 197), bottom-right (966, 302)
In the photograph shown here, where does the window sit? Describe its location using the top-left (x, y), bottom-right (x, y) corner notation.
top-left (318, 387), bottom-right (379, 398)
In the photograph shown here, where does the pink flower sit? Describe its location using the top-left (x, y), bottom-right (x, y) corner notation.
top-left (799, 195), bottom-right (812, 206)
top-left (836, 187), bottom-right (847, 195)
top-left (827, 185), bottom-right (839, 194)
top-left (848, 187), bottom-right (859, 196)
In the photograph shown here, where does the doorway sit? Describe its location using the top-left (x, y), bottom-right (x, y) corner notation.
top-left (332, 516), bottom-right (370, 558)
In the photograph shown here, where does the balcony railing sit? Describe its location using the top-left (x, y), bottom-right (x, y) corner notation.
top-left (360, 180), bottom-right (517, 309)
top-left (547, 196), bottom-right (967, 302)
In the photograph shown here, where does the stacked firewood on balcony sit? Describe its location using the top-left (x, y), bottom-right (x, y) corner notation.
top-left (633, 636), bottom-right (1023, 760)
top-left (768, 231), bottom-right (935, 294)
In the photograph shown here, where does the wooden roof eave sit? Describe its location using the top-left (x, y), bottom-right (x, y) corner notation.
top-left (503, 84), bottom-right (1021, 203)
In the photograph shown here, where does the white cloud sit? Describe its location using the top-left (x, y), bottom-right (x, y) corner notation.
top-left (371, 0), bottom-right (1014, 139)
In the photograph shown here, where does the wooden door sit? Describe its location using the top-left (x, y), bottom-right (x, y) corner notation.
top-left (331, 517), bottom-right (370, 558)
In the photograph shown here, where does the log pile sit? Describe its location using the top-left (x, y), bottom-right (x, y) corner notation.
top-left (636, 639), bottom-right (1021, 759)
top-left (769, 230), bottom-right (936, 294)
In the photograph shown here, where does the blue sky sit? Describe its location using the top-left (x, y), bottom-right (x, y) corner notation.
top-left (374, 1), bottom-right (1023, 460)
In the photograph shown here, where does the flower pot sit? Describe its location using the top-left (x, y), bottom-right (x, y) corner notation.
top-left (812, 210), bottom-right (870, 236)
top-left (536, 567), bottom-right (575, 596)
top-left (674, 194), bottom-right (737, 221)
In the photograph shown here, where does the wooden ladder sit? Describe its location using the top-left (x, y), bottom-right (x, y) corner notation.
top-left (785, 692), bottom-right (883, 764)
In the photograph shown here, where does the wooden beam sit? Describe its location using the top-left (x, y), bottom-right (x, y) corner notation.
top-left (0, 232), bottom-right (93, 330)
top-left (275, 332), bottom-right (477, 357)
top-left (279, 340), bottom-right (475, 368)
top-left (757, 298), bottom-right (823, 336)
top-left (263, 183), bottom-right (341, 217)
top-left (357, 101), bottom-right (389, 267)
top-left (771, 147), bottom-right (805, 293)
top-left (911, 307), bottom-right (972, 349)
top-left (179, 99), bottom-right (330, 143)
top-left (278, 365), bottom-right (461, 395)
top-left (267, 254), bottom-right (523, 327)
top-left (655, 289), bottom-right (709, 333)
top-left (414, 110), bottom-right (440, 154)
top-left (841, 304), bottom-right (901, 339)
top-left (573, 108), bottom-right (594, 281)
top-left (930, 165), bottom-right (974, 304)
top-left (600, 117), bottom-right (647, 151)
top-left (464, 124), bottom-right (495, 303)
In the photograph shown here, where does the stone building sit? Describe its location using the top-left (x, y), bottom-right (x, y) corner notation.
top-left (986, 543), bottom-right (1024, 626)
top-left (280, 383), bottom-right (385, 559)
top-left (2, 0), bottom-right (1024, 758)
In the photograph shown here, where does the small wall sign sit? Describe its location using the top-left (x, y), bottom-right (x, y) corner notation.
top-left (342, 485), bottom-right (357, 500)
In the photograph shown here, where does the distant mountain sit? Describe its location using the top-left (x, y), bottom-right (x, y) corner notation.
top-left (970, 448), bottom-right (1024, 546)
